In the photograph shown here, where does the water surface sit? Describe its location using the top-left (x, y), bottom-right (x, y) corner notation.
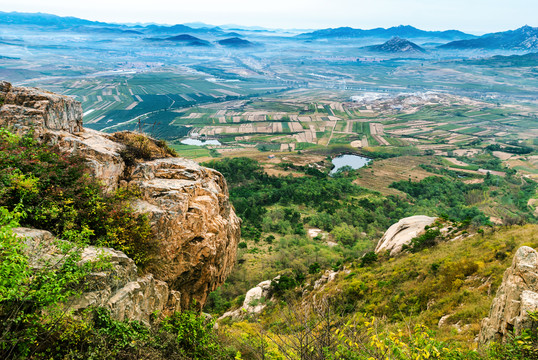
top-left (180, 138), bottom-right (221, 146)
top-left (330, 154), bottom-right (371, 175)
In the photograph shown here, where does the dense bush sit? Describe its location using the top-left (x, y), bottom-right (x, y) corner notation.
top-left (390, 176), bottom-right (491, 225)
top-left (0, 129), bottom-right (153, 266)
top-left (0, 206), bottom-right (103, 359)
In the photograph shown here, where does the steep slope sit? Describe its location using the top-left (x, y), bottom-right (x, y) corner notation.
top-left (221, 222), bottom-right (538, 346)
top-left (362, 36), bottom-right (427, 54)
top-left (440, 25), bottom-right (538, 50)
top-left (0, 81), bottom-right (241, 311)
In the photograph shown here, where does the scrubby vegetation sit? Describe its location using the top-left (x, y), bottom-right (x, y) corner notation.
top-left (217, 224), bottom-right (538, 359)
top-left (1, 129), bottom-right (537, 359)
top-left (204, 157), bottom-right (536, 313)
top-left (0, 129), bottom-right (154, 266)
top-left (202, 155), bottom-right (538, 359)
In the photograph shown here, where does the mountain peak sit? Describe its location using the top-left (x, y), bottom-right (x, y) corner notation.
top-left (363, 36), bottom-right (427, 54)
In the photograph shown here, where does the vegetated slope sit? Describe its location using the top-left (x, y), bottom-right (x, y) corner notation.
top-left (203, 156), bottom-right (536, 316)
top-left (222, 223), bottom-right (538, 358)
top-left (363, 36), bottom-right (427, 54)
top-left (440, 25), bottom-right (538, 50)
top-left (298, 25), bottom-right (475, 40)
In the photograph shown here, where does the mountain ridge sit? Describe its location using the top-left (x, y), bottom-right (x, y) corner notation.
top-left (440, 25), bottom-right (538, 50)
top-left (297, 25), bottom-right (476, 40)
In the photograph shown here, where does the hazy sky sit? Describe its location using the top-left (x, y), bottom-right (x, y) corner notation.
top-left (0, 0), bottom-right (536, 34)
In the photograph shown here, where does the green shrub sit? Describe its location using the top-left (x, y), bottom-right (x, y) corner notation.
top-left (0, 206), bottom-right (104, 359)
top-left (0, 130), bottom-right (153, 267)
top-left (161, 311), bottom-right (224, 360)
top-left (360, 251), bottom-right (378, 267)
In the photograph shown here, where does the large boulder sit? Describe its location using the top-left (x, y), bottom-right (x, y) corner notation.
top-left (479, 246), bottom-right (538, 344)
top-left (0, 81), bottom-right (241, 312)
top-left (375, 215), bottom-right (437, 256)
top-left (12, 227), bottom-right (180, 325)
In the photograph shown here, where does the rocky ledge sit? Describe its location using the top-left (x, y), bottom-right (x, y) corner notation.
top-left (0, 81), bottom-right (241, 315)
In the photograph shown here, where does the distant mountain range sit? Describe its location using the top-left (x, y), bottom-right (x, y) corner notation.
top-left (440, 25), bottom-right (538, 50)
top-left (1, 11), bottom-right (537, 52)
top-left (297, 25), bottom-right (475, 41)
top-left (362, 37), bottom-right (427, 54)
top-left (0, 11), bottom-right (106, 28)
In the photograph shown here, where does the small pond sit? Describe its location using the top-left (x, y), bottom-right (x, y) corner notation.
top-left (329, 154), bottom-right (371, 175)
top-left (180, 138), bottom-right (221, 146)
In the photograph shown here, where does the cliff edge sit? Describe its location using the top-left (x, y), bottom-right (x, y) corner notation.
top-left (0, 81), bottom-right (241, 313)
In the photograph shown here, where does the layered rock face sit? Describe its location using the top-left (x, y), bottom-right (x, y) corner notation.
top-left (375, 215), bottom-right (436, 256)
top-left (0, 81), bottom-right (83, 134)
top-left (0, 82), bottom-right (240, 315)
top-left (479, 246), bottom-right (538, 344)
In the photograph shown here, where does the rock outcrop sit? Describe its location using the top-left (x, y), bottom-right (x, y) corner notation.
top-left (479, 246), bottom-right (538, 344)
top-left (0, 81), bottom-right (82, 134)
top-left (13, 227), bottom-right (181, 325)
top-left (0, 81), bottom-right (241, 313)
top-left (131, 157), bottom-right (241, 310)
top-left (375, 215), bottom-right (437, 256)
top-left (57, 129), bottom-right (126, 193)
top-left (314, 270), bottom-right (339, 289)
top-left (220, 280), bottom-right (272, 319)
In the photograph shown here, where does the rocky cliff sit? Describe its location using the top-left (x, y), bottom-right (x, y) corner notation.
top-left (479, 246), bottom-right (538, 343)
top-left (0, 81), bottom-right (241, 314)
top-left (0, 81), bottom-right (83, 134)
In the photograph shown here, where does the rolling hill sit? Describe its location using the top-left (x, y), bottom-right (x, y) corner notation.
top-left (217, 37), bottom-right (255, 48)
